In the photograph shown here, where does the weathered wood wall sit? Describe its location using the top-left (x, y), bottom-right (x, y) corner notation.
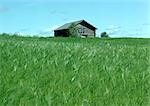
top-left (76, 24), bottom-right (95, 37)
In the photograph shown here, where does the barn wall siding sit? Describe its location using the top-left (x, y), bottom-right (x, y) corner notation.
top-left (75, 24), bottom-right (95, 37)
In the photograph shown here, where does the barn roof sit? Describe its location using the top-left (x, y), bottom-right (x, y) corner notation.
top-left (54, 20), bottom-right (97, 31)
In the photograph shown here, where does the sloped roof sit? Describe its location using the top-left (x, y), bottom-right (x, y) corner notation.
top-left (54, 20), bottom-right (96, 31)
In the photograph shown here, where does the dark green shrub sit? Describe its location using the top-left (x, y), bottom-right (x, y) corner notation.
top-left (101, 32), bottom-right (109, 38)
top-left (68, 23), bottom-right (78, 37)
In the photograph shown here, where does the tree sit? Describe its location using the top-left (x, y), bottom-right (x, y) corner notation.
top-left (101, 32), bottom-right (109, 38)
top-left (1, 33), bottom-right (10, 36)
top-left (68, 23), bottom-right (78, 37)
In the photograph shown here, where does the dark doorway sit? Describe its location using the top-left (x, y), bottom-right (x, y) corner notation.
top-left (54, 29), bottom-right (69, 37)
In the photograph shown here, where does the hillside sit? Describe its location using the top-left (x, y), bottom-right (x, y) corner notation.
top-left (0, 35), bottom-right (150, 106)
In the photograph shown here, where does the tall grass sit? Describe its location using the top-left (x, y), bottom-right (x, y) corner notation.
top-left (0, 35), bottom-right (150, 105)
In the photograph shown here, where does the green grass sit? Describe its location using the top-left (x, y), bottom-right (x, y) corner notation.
top-left (0, 35), bottom-right (150, 106)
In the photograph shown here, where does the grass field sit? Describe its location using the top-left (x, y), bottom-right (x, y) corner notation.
top-left (0, 35), bottom-right (150, 106)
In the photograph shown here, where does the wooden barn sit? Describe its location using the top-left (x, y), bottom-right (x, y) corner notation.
top-left (54, 20), bottom-right (97, 37)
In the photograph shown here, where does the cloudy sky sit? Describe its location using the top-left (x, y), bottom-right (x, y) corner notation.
top-left (0, 0), bottom-right (150, 37)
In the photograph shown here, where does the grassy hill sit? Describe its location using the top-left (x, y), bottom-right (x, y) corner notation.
top-left (0, 35), bottom-right (150, 106)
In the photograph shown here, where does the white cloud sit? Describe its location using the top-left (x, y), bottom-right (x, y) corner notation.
top-left (20, 28), bottom-right (30, 32)
top-left (50, 10), bottom-right (67, 15)
top-left (14, 32), bottom-right (25, 36)
top-left (105, 23), bottom-right (150, 38)
top-left (106, 25), bottom-right (121, 30)
top-left (0, 6), bottom-right (9, 13)
top-left (38, 25), bottom-right (59, 37)
top-left (106, 25), bottom-right (122, 35)
top-left (45, 25), bottom-right (59, 32)
top-left (142, 23), bottom-right (150, 26)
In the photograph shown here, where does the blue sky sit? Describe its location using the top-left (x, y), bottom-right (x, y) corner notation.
top-left (0, 0), bottom-right (150, 37)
